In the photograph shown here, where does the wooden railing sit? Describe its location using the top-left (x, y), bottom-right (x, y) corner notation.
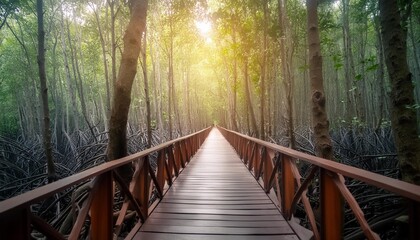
top-left (218, 126), bottom-right (420, 240)
top-left (0, 127), bottom-right (211, 240)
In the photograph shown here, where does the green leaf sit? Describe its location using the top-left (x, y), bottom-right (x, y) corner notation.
top-left (366, 64), bottom-right (378, 72)
top-left (355, 74), bottom-right (362, 81)
top-left (334, 63), bottom-right (343, 70)
top-left (405, 104), bottom-right (420, 109)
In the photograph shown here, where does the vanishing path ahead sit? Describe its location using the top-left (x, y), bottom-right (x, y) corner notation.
top-left (134, 129), bottom-right (299, 240)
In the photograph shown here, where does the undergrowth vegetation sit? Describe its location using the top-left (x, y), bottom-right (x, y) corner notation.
top-left (0, 127), bottom-right (402, 239)
top-left (277, 127), bottom-right (403, 239)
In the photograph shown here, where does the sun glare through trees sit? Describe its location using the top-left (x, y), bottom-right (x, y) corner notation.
top-left (0, 0), bottom-right (420, 239)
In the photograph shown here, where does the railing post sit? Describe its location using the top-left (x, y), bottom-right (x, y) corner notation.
top-left (281, 155), bottom-right (294, 219)
top-left (156, 150), bottom-right (166, 194)
top-left (248, 143), bottom-right (256, 171)
top-left (90, 172), bottom-right (113, 240)
top-left (253, 145), bottom-right (261, 175)
top-left (320, 169), bottom-right (343, 240)
top-left (167, 146), bottom-right (178, 177)
top-left (0, 207), bottom-right (30, 240)
top-left (240, 140), bottom-right (247, 160)
top-left (263, 149), bottom-right (274, 192)
top-left (244, 141), bottom-right (251, 165)
top-left (409, 200), bottom-right (420, 240)
top-left (135, 157), bottom-right (150, 219)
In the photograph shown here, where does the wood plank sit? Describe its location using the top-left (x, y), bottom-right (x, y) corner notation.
top-left (157, 203), bottom-right (277, 210)
top-left (133, 232), bottom-right (299, 240)
top-left (149, 213), bottom-right (285, 221)
top-left (136, 129), bottom-right (298, 239)
top-left (145, 218), bottom-right (288, 228)
top-left (161, 199), bottom-right (274, 205)
top-left (163, 195), bottom-right (269, 200)
top-left (141, 225), bottom-right (295, 235)
top-left (165, 192), bottom-right (268, 197)
top-left (168, 189), bottom-right (263, 192)
top-left (153, 208), bottom-right (281, 216)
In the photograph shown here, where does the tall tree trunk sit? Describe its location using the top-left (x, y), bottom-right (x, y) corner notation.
top-left (374, 15), bottom-right (386, 130)
top-left (109, 0), bottom-right (117, 87)
top-left (168, 14), bottom-right (174, 139)
top-left (141, 27), bottom-right (152, 147)
top-left (379, 0), bottom-right (420, 185)
top-left (107, 0), bottom-right (148, 183)
top-left (307, 1), bottom-right (342, 238)
top-left (260, 0), bottom-right (268, 139)
top-left (93, 4), bottom-right (111, 119)
top-left (244, 58), bottom-right (259, 137)
top-left (279, 0), bottom-right (295, 149)
top-left (231, 20), bottom-right (238, 132)
top-left (342, 0), bottom-right (356, 124)
top-left (150, 36), bottom-right (164, 142)
top-left (72, 23), bottom-right (98, 142)
top-left (7, 22), bottom-right (41, 136)
top-left (37, 0), bottom-right (56, 182)
top-left (60, 4), bottom-right (78, 131)
top-left (307, 1), bottom-right (333, 159)
top-left (185, 68), bottom-right (193, 130)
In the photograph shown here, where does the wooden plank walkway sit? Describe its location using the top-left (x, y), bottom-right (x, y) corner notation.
top-left (133, 129), bottom-right (300, 240)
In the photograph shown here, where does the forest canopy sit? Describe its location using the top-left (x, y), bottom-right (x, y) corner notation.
top-left (1, 0), bottom-right (420, 239)
top-left (0, 0), bottom-right (419, 138)
top-left (0, 0), bottom-right (420, 188)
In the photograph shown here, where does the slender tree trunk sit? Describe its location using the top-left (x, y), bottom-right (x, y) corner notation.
top-left (60, 5), bottom-right (78, 131)
top-left (231, 20), bottom-right (238, 132)
top-left (342, 0), bottom-right (356, 124)
top-left (7, 22), bottom-right (40, 136)
top-left (72, 24), bottom-right (98, 142)
top-left (307, 1), bottom-right (342, 238)
top-left (37, 0), bottom-right (56, 182)
top-left (107, 0), bottom-right (148, 183)
top-left (260, 0), bottom-right (268, 139)
top-left (150, 36), bottom-right (164, 142)
top-left (374, 15), bottom-right (386, 130)
top-left (185, 68), bottom-right (193, 130)
top-left (379, 0), bottom-right (420, 185)
top-left (409, 16), bottom-right (420, 125)
top-left (279, 0), bottom-right (295, 149)
top-left (141, 27), bottom-right (152, 147)
top-left (168, 15), bottom-right (174, 139)
top-left (244, 58), bottom-right (259, 137)
top-left (307, 1), bottom-right (333, 158)
top-left (109, 0), bottom-right (117, 87)
top-left (93, 5), bottom-right (111, 119)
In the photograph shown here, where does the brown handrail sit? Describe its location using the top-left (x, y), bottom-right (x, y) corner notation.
top-left (218, 126), bottom-right (420, 240)
top-left (0, 127), bottom-right (212, 240)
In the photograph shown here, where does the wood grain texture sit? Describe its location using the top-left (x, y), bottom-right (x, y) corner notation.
top-left (134, 129), bottom-right (299, 239)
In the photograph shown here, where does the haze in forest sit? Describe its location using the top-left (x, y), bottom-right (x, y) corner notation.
top-left (1, 0), bottom-right (420, 238)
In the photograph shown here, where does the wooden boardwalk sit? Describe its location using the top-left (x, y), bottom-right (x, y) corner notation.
top-left (133, 129), bottom-right (299, 240)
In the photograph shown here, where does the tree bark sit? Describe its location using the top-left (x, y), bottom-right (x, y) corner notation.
top-left (379, 0), bottom-right (420, 185)
top-left (244, 58), bottom-right (259, 137)
top-left (107, 0), bottom-right (148, 182)
top-left (109, 0), bottom-right (117, 87)
top-left (278, 0), bottom-right (295, 149)
top-left (231, 20), bottom-right (239, 132)
top-left (93, 4), bottom-right (111, 120)
top-left (60, 4), bottom-right (78, 131)
top-left (37, 0), bottom-right (56, 182)
top-left (307, 2), bottom-right (342, 238)
top-left (342, 0), bottom-right (357, 124)
top-left (260, 0), bottom-right (268, 140)
top-left (168, 13), bottom-right (174, 139)
top-left (307, 0), bottom-right (333, 160)
top-left (141, 27), bottom-right (152, 148)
